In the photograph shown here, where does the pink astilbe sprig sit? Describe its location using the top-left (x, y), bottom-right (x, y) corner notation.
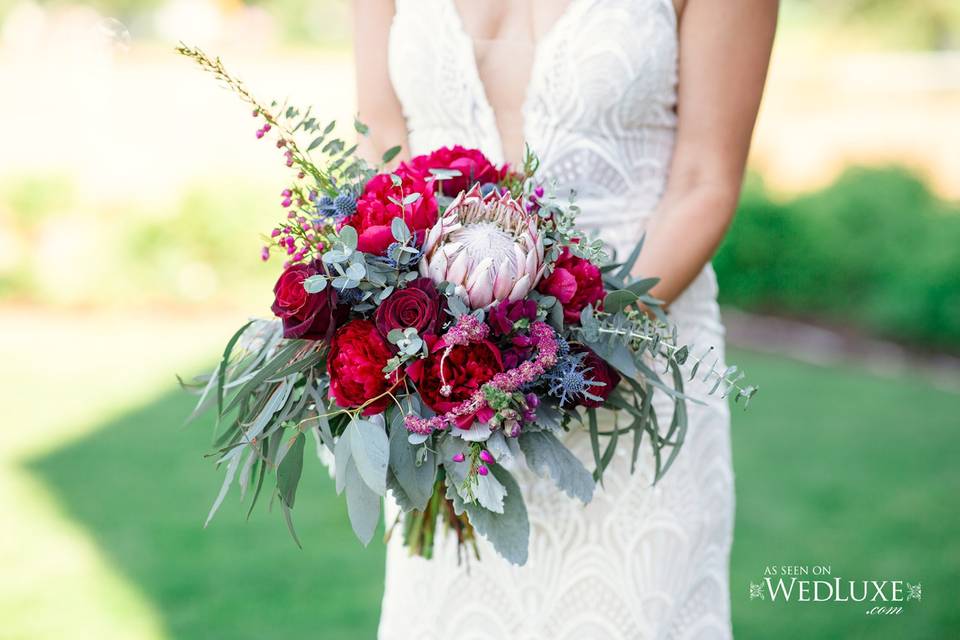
top-left (404, 319), bottom-right (559, 436)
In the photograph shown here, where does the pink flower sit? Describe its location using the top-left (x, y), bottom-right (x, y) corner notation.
top-left (401, 146), bottom-right (506, 196)
top-left (342, 169), bottom-right (438, 256)
top-left (537, 247), bottom-right (605, 324)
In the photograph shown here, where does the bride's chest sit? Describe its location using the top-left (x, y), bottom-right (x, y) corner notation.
top-left (389, 0), bottom-right (679, 129)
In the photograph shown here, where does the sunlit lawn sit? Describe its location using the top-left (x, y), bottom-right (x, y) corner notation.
top-left (3, 311), bottom-right (958, 639)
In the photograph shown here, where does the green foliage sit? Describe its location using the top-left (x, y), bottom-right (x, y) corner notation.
top-left (794, 0), bottom-right (960, 50)
top-left (714, 166), bottom-right (960, 350)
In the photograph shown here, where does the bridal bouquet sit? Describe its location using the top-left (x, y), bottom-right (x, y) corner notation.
top-left (178, 46), bottom-right (756, 565)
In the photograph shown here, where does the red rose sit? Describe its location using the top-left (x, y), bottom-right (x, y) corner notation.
top-left (572, 346), bottom-right (621, 408)
top-left (537, 247), bottom-right (606, 324)
top-left (271, 262), bottom-right (343, 340)
top-left (402, 146), bottom-right (505, 197)
top-left (343, 168), bottom-right (438, 255)
top-left (374, 278), bottom-right (442, 338)
top-left (407, 335), bottom-right (503, 428)
top-left (327, 319), bottom-right (400, 415)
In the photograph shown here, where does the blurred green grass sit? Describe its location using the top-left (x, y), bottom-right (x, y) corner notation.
top-left (10, 347), bottom-right (957, 639)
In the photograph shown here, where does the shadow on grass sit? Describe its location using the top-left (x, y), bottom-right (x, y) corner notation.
top-left (24, 350), bottom-right (960, 639)
top-left (26, 389), bottom-right (385, 640)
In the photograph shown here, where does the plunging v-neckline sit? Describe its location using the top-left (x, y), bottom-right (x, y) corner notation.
top-left (445, 0), bottom-right (582, 166)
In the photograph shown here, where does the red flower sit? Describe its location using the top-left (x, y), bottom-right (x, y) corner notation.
top-left (343, 168), bottom-right (438, 255)
top-left (402, 146), bottom-right (505, 197)
top-left (271, 262), bottom-right (343, 340)
top-left (572, 346), bottom-right (621, 408)
top-left (374, 278), bottom-right (442, 339)
top-left (407, 335), bottom-right (503, 428)
top-left (487, 299), bottom-right (537, 337)
top-left (327, 320), bottom-right (400, 415)
top-left (537, 247), bottom-right (606, 324)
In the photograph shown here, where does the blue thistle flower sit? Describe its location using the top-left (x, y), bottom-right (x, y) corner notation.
top-left (541, 351), bottom-right (605, 406)
top-left (337, 287), bottom-right (364, 305)
top-left (368, 242), bottom-right (424, 270)
top-left (315, 191), bottom-right (357, 223)
top-left (333, 193), bottom-right (357, 219)
top-left (316, 195), bottom-right (335, 216)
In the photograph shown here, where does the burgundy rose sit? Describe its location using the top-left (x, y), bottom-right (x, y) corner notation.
top-left (537, 247), bottom-right (606, 324)
top-left (327, 319), bottom-right (400, 416)
top-left (407, 335), bottom-right (503, 429)
top-left (573, 345), bottom-right (621, 408)
top-left (402, 146), bottom-right (505, 197)
top-left (271, 262), bottom-right (343, 340)
top-left (374, 278), bottom-right (442, 338)
top-left (342, 168), bottom-right (438, 256)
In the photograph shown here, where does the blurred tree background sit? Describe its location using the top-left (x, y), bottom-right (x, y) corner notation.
top-left (1, 1), bottom-right (958, 639)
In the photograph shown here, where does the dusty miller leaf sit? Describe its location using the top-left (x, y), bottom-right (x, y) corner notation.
top-left (386, 409), bottom-right (437, 511)
top-left (518, 430), bottom-right (595, 504)
top-left (450, 465), bottom-right (530, 566)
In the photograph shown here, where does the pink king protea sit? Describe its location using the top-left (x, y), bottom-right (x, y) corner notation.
top-left (419, 185), bottom-right (545, 309)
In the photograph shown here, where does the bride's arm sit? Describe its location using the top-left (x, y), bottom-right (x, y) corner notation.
top-left (352, 0), bottom-right (409, 164)
top-left (634, 0), bottom-right (778, 306)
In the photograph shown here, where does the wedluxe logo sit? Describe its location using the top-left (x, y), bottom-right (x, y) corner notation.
top-left (749, 565), bottom-right (921, 616)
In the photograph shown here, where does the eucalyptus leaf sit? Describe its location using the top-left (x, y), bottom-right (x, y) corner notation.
top-left (277, 432), bottom-right (305, 508)
top-left (281, 501), bottom-right (303, 549)
top-left (391, 217), bottom-right (412, 243)
top-left (204, 447), bottom-right (243, 527)
top-left (322, 249), bottom-right (349, 264)
top-left (216, 321), bottom-right (253, 420)
top-left (344, 456), bottom-right (381, 546)
top-left (303, 275), bottom-right (328, 293)
top-left (334, 426), bottom-right (352, 495)
top-left (345, 262), bottom-right (366, 281)
top-left (408, 432), bottom-right (430, 445)
top-left (626, 277), bottom-right (660, 296)
top-left (603, 289), bottom-right (640, 315)
top-left (381, 145), bottom-right (401, 163)
top-left (349, 416), bottom-right (389, 496)
top-left (339, 225), bottom-right (358, 251)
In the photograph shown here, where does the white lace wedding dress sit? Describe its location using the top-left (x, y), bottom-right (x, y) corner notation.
top-left (379, 1), bottom-right (734, 638)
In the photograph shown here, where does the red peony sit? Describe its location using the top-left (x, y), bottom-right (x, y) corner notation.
top-left (374, 278), bottom-right (442, 339)
top-left (327, 319), bottom-right (400, 415)
top-left (402, 146), bottom-right (505, 197)
top-left (343, 168), bottom-right (438, 256)
top-left (537, 247), bottom-right (606, 324)
top-left (573, 346), bottom-right (621, 408)
top-left (271, 262), bottom-right (343, 340)
top-left (407, 335), bottom-right (503, 429)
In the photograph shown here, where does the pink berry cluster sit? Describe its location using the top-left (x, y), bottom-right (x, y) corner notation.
top-left (251, 109), bottom-right (335, 266)
top-left (526, 185), bottom-right (546, 213)
top-left (262, 188), bottom-right (332, 267)
top-left (451, 447), bottom-right (497, 477)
